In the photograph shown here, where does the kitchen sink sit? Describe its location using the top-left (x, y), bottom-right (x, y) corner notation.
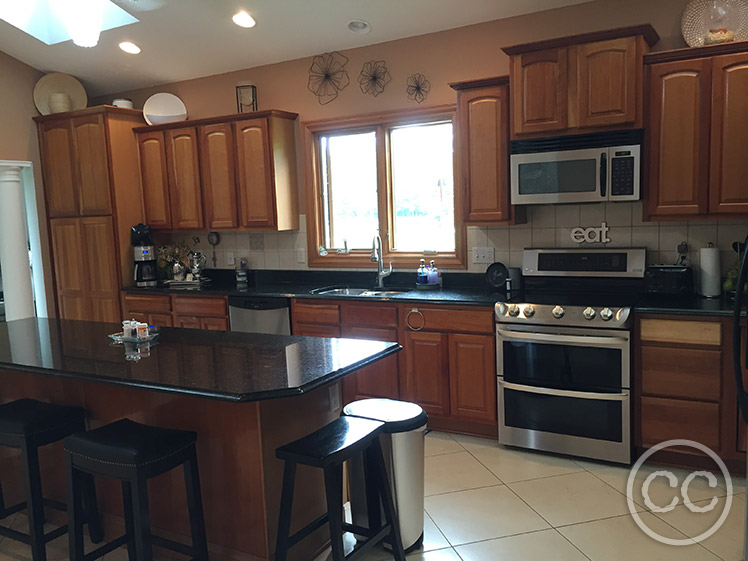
top-left (314, 287), bottom-right (369, 296)
top-left (311, 286), bottom-right (408, 297)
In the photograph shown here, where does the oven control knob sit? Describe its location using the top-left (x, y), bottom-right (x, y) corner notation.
top-left (600, 307), bottom-right (614, 321)
top-left (507, 304), bottom-right (520, 317)
top-left (583, 307), bottom-right (596, 320)
top-left (552, 305), bottom-right (565, 319)
top-left (523, 306), bottom-right (535, 318)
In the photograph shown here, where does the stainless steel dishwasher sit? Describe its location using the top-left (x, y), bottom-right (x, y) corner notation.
top-left (228, 296), bottom-right (291, 335)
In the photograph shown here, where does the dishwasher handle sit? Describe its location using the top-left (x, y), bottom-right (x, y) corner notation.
top-left (227, 296), bottom-right (290, 311)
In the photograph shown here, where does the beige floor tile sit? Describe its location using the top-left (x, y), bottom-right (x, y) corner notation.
top-left (653, 493), bottom-right (746, 561)
top-left (404, 548), bottom-right (462, 560)
top-left (421, 511), bottom-right (450, 552)
top-left (453, 435), bottom-right (584, 483)
top-left (455, 528), bottom-right (588, 561)
top-left (424, 451), bottom-right (501, 496)
top-left (425, 432), bottom-right (464, 457)
top-left (559, 512), bottom-right (721, 561)
top-left (508, 471), bottom-right (636, 527)
top-left (425, 485), bottom-right (549, 546)
top-left (582, 461), bottom-right (735, 508)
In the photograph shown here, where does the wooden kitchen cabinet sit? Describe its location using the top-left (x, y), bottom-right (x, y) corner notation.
top-left (166, 127), bottom-right (204, 229)
top-left (39, 120), bottom-right (78, 217)
top-left (70, 114), bottom-right (112, 215)
top-left (403, 331), bottom-right (450, 417)
top-left (137, 131), bottom-right (172, 229)
top-left (123, 293), bottom-right (227, 329)
top-left (200, 123), bottom-right (239, 229)
top-left (235, 118), bottom-right (274, 228)
top-left (503, 25), bottom-right (657, 138)
top-left (450, 77), bottom-right (512, 224)
top-left (49, 219), bottom-right (88, 320)
top-left (448, 333), bottom-right (496, 423)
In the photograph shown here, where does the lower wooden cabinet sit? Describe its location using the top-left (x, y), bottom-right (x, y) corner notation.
top-left (402, 331), bottom-right (450, 417)
top-left (448, 333), bottom-right (496, 423)
top-left (123, 293), bottom-right (227, 330)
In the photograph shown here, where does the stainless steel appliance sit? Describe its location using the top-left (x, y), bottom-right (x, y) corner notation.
top-left (131, 223), bottom-right (157, 288)
top-left (228, 296), bottom-right (291, 335)
top-left (510, 130), bottom-right (641, 205)
top-left (644, 265), bottom-right (694, 296)
top-left (495, 248), bottom-right (646, 464)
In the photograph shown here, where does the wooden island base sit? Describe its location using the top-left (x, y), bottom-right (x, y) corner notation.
top-left (0, 369), bottom-right (341, 561)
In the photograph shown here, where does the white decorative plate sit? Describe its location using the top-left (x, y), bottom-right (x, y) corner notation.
top-left (681, 0), bottom-right (748, 47)
top-left (142, 92), bottom-right (187, 126)
top-left (33, 73), bottom-right (87, 115)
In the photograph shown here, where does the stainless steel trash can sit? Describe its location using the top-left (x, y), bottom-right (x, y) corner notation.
top-left (342, 398), bottom-right (427, 553)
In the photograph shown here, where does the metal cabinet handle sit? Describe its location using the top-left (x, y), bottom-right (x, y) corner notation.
top-left (406, 308), bottom-right (425, 331)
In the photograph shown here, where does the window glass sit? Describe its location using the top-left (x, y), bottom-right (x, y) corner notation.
top-left (389, 122), bottom-right (455, 252)
top-left (319, 131), bottom-right (378, 250)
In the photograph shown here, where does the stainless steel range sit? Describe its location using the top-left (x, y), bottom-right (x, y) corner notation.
top-left (495, 248), bottom-right (646, 464)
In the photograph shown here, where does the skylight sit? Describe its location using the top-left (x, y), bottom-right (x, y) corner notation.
top-left (0, 0), bottom-right (138, 46)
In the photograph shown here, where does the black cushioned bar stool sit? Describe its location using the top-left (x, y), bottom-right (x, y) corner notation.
top-left (63, 418), bottom-right (208, 561)
top-left (0, 398), bottom-right (103, 561)
top-left (275, 416), bottom-right (405, 561)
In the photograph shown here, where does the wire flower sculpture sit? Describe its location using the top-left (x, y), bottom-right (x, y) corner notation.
top-left (358, 60), bottom-right (391, 97)
top-left (406, 73), bottom-right (431, 103)
top-left (308, 51), bottom-right (350, 105)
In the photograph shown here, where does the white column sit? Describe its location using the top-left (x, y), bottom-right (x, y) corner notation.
top-left (0, 165), bottom-right (35, 320)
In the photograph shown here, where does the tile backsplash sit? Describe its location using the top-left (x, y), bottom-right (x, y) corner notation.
top-left (158, 203), bottom-right (748, 284)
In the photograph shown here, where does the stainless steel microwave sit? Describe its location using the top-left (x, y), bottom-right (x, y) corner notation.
top-left (510, 130), bottom-right (642, 205)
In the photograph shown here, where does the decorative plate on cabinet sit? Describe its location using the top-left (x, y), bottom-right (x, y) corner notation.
top-left (142, 93), bottom-right (187, 125)
top-left (33, 73), bottom-right (87, 115)
top-left (681, 0), bottom-right (748, 47)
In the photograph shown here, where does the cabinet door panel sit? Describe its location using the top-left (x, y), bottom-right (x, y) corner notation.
top-left (641, 396), bottom-right (720, 451)
top-left (640, 346), bottom-right (721, 402)
top-left (710, 52), bottom-right (748, 214)
top-left (166, 127), bottom-right (204, 229)
top-left (200, 123), bottom-right (239, 229)
top-left (71, 114), bottom-right (112, 215)
top-left (293, 323), bottom-right (341, 338)
top-left (175, 315), bottom-right (202, 329)
top-left (50, 218), bottom-right (88, 320)
top-left (40, 121), bottom-right (78, 217)
top-left (403, 331), bottom-right (450, 417)
top-left (200, 316), bottom-right (229, 331)
top-left (81, 217), bottom-right (120, 323)
top-left (235, 118), bottom-right (275, 227)
top-left (137, 132), bottom-right (172, 229)
top-left (646, 59), bottom-right (711, 217)
top-left (458, 86), bottom-right (510, 223)
top-left (149, 313), bottom-right (173, 327)
top-left (511, 48), bottom-right (567, 135)
top-left (341, 326), bottom-right (399, 402)
top-left (448, 334), bottom-right (496, 423)
top-left (576, 37), bottom-right (637, 128)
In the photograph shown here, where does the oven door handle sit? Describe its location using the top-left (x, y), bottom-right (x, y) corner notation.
top-left (500, 381), bottom-right (629, 401)
top-left (496, 326), bottom-right (628, 346)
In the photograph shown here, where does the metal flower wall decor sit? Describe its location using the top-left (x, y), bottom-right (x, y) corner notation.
top-left (308, 51), bottom-right (350, 105)
top-left (358, 60), bottom-right (391, 97)
top-left (406, 73), bottom-right (431, 103)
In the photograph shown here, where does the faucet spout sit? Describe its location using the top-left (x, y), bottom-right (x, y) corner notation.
top-left (373, 234), bottom-right (393, 288)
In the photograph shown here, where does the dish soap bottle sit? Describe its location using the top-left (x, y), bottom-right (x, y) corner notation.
top-left (417, 259), bottom-right (428, 285)
top-left (428, 260), bottom-right (439, 285)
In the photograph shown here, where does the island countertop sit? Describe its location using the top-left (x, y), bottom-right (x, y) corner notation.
top-left (0, 317), bottom-right (400, 402)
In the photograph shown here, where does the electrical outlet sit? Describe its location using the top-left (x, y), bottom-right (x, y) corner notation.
top-left (226, 252), bottom-right (235, 266)
top-left (472, 247), bottom-right (494, 264)
top-left (296, 248), bottom-right (306, 263)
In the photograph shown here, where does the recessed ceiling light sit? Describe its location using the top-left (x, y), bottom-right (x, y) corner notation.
top-left (347, 19), bottom-right (371, 34)
top-left (119, 41), bottom-right (141, 54)
top-left (232, 10), bottom-right (256, 28)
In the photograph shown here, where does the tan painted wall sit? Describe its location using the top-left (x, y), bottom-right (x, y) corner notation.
top-left (0, 51), bottom-right (56, 316)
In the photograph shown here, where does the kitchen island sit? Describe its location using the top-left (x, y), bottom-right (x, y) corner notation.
top-left (0, 318), bottom-right (400, 561)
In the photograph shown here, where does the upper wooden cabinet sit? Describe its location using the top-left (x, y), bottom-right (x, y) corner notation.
top-left (503, 24), bottom-right (658, 138)
top-left (450, 77), bottom-right (512, 224)
top-left (134, 110), bottom-right (299, 231)
top-left (39, 120), bottom-right (78, 217)
top-left (645, 43), bottom-right (748, 219)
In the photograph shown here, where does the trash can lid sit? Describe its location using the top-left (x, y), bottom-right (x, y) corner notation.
top-left (342, 398), bottom-right (427, 433)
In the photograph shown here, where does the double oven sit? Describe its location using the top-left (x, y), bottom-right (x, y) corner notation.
top-left (495, 249), bottom-right (644, 465)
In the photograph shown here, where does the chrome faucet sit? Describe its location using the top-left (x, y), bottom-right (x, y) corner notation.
top-left (371, 234), bottom-right (393, 288)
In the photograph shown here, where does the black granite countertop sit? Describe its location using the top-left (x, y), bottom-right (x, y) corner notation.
top-left (0, 318), bottom-right (400, 402)
top-left (634, 295), bottom-right (745, 317)
top-left (123, 270), bottom-right (504, 307)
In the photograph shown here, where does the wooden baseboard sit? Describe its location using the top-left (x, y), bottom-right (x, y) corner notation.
top-left (635, 446), bottom-right (746, 475)
top-left (427, 417), bottom-right (498, 439)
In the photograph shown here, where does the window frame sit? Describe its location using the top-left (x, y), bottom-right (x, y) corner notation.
top-left (302, 105), bottom-right (466, 269)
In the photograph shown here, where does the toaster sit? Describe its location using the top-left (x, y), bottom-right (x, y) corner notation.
top-left (644, 265), bottom-right (694, 296)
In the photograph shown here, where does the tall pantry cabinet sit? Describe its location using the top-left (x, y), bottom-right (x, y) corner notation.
top-left (35, 106), bottom-right (146, 322)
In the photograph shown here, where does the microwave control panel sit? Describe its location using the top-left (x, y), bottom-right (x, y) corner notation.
top-left (610, 154), bottom-right (635, 196)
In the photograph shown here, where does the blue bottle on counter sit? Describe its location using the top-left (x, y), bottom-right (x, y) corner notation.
top-left (417, 259), bottom-right (428, 284)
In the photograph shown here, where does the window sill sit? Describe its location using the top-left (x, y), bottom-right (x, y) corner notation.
top-left (307, 251), bottom-right (467, 269)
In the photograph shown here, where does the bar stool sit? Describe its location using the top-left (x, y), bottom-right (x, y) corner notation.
top-left (63, 418), bottom-right (209, 561)
top-left (0, 398), bottom-right (103, 561)
top-left (275, 416), bottom-right (406, 561)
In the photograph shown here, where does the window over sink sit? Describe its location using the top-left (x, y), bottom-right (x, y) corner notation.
top-left (303, 105), bottom-right (465, 268)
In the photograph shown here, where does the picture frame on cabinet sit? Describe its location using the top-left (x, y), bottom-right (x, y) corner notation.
top-left (236, 85), bottom-right (258, 113)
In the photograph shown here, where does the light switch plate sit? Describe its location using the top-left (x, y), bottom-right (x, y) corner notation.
top-left (472, 247), bottom-right (494, 264)
top-left (296, 248), bottom-right (306, 263)
top-left (226, 252), bottom-right (235, 266)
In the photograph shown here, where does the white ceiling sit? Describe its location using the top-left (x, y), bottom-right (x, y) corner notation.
top-left (0, 0), bottom-right (591, 97)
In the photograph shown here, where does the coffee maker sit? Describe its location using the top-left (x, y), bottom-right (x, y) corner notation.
top-left (131, 224), bottom-right (158, 287)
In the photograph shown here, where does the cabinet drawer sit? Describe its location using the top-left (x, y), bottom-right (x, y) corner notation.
top-left (640, 345), bottom-right (722, 401)
top-left (401, 306), bottom-right (493, 334)
top-left (172, 296), bottom-right (227, 317)
top-left (293, 302), bottom-right (340, 325)
top-left (124, 294), bottom-right (171, 314)
top-left (294, 323), bottom-right (341, 338)
top-left (640, 396), bottom-right (720, 450)
top-left (639, 318), bottom-right (721, 347)
top-left (341, 303), bottom-right (397, 328)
